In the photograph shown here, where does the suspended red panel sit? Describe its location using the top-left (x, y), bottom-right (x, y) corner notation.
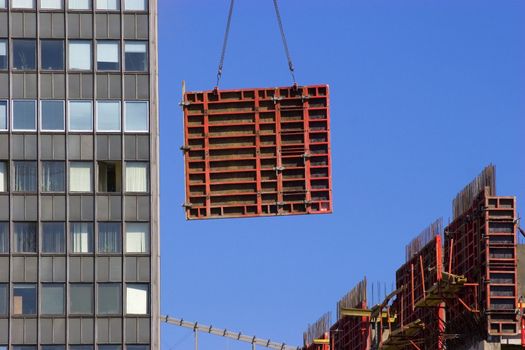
top-left (182, 84), bottom-right (332, 220)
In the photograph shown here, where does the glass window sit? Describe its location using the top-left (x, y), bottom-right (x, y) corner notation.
top-left (42, 347), bottom-right (65, 350)
top-left (124, 42), bottom-right (147, 71)
top-left (69, 101), bottom-right (93, 131)
top-left (14, 161), bottom-right (37, 192)
top-left (96, 0), bottom-right (119, 10)
top-left (126, 284), bottom-right (148, 314)
top-left (41, 40), bottom-right (64, 70)
top-left (0, 0), bottom-right (5, 8)
top-left (42, 161), bottom-right (65, 192)
top-left (12, 100), bottom-right (36, 131)
top-left (97, 42), bottom-right (119, 71)
top-left (13, 347), bottom-right (37, 350)
top-left (41, 284), bottom-right (64, 315)
top-left (12, 0), bottom-right (35, 9)
top-left (0, 223), bottom-right (7, 253)
top-left (124, 101), bottom-right (148, 132)
top-left (69, 347), bottom-right (93, 350)
top-left (98, 283), bottom-right (121, 314)
top-left (41, 100), bottom-right (65, 131)
top-left (13, 284), bottom-right (37, 315)
top-left (70, 284), bottom-right (93, 314)
top-left (13, 40), bottom-right (36, 70)
top-left (125, 223), bottom-right (149, 253)
top-left (68, 41), bottom-right (92, 70)
top-left (0, 40), bottom-right (7, 69)
top-left (97, 101), bottom-right (120, 131)
top-left (71, 222), bottom-right (93, 253)
top-left (125, 162), bottom-right (148, 192)
top-left (41, 0), bottom-right (63, 9)
top-left (69, 162), bottom-right (93, 192)
top-left (13, 222), bottom-right (37, 253)
top-left (68, 0), bottom-right (91, 10)
top-left (0, 284), bottom-right (7, 315)
top-left (99, 346), bottom-right (121, 350)
top-left (98, 161), bottom-right (121, 193)
top-left (124, 0), bottom-right (146, 11)
top-left (0, 101), bottom-right (6, 130)
top-left (98, 222), bottom-right (121, 253)
top-left (126, 347), bottom-right (149, 350)
top-left (41, 222), bottom-right (65, 253)
top-left (0, 162), bottom-right (6, 192)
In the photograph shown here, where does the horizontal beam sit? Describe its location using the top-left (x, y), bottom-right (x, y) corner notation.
top-left (160, 315), bottom-right (301, 350)
top-left (313, 339), bottom-right (329, 345)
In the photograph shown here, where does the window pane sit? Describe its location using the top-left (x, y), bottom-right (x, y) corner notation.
top-left (42, 161), bottom-right (65, 192)
top-left (13, 222), bottom-right (37, 253)
top-left (12, 0), bottom-right (34, 9)
top-left (69, 0), bottom-right (91, 10)
top-left (98, 223), bottom-right (121, 253)
top-left (70, 284), bottom-right (93, 314)
top-left (42, 222), bottom-right (65, 253)
top-left (42, 347), bottom-right (65, 350)
top-left (0, 284), bottom-right (7, 315)
top-left (97, 101), bottom-right (120, 131)
top-left (13, 40), bottom-right (36, 70)
top-left (126, 284), bottom-right (148, 314)
top-left (98, 161), bottom-right (121, 192)
top-left (70, 162), bottom-right (93, 192)
top-left (13, 100), bottom-right (36, 131)
top-left (70, 347), bottom-right (93, 350)
top-left (14, 161), bottom-right (37, 192)
top-left (125, 42), bottom-right (147, 71)
top-left (41, 40), bottom-right (64, 70)
top-left (0, 41), bottom-right (7, 69)
top-left (0, 101), bottom-right (6, 129)
top-left (13, 284), bottom-right (37, 315)
top-left (125, 162), bottom-right (148, 192)
top-left (125, 223), bottom-right (149, 253)
top-left (97, 42), bottom-right (119, 70)
top-left (71, 222), bottom-right (93, 253)
top-left (0, 0), bottom-right (5, 8)
top-left (126, 347), bottom-right (149, 350)
top-left (41, 100), bottom-right (65, 131)
top-left (13, 347), bottom-right (37, 350)
top-left (41, 0), bottom-right (63, 9)
top-left (125, 102), bottom-right (148, 131)
top-left (96, 0), bottom-right (119, 10)
top-left (69, 41), bottom-right (92, 70)
top-left (41, 284), bottom-right (64, 315)
top-left (98, 284), bottom-right (121, 314)
top-left (99, 346), bottom-right (121, 350)
top-left (0, 223), bottom-right (7, 253)
top-left (0, 162), bottom-right (6, 192)
top-left (69, 101), bottom-right (93, 131)
top-left (124, 0), bottom-right (146, 11)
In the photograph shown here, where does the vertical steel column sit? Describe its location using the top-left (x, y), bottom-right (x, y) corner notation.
top-left (203, 92), bottom-right (211, 217)
top-left (273, 88), bottom-right (283, 213)
top-left (254, 89), bottom-right (262, 215)
top-left (301, 88), bottom-right (311, 213)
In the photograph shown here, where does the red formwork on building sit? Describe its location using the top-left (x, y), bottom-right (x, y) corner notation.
top-left (391, 235), bottom-right (444, 349)
top-left (444, 188), bottom-right (519, 338)
top-left (182, 84), bottom-right (332, 219)
top-left (330, 301), bottom-right (370, 350)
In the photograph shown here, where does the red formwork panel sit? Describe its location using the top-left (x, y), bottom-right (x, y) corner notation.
top-left (182, 84), bottom-right (332, 219)
top-left (330, 301), bottom-right (370, 350)
top-left (444, 189), bottom-right (518, 337)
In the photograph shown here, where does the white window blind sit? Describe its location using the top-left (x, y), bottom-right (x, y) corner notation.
top-left (0, 163), bottom-right (6, 192)
top-left (126, 223), bottom-right (148, 253)
top-left (69, 0), bottom-right (91, 10)
top-left (41, 0), bottom-right (63, 9)
top-left (69, 163), bottom-right (93, 192)
top-left (0, 101), bottom-right (6, 130)
top-left (124, 0), bottom-right (146, 11)
top-left (126, 162), bottom-right (148, 192)
top-left (12, 0), bottom-right (34, 8)
top-left (97, 42), bottom-right (119, 63)
top-left (96, 0), bottom-right (118, 10)
top-left (69, 42), bottom-right (92, 70)
top-left (125, 42), bottom-right (146, 53)
top-left (0, 42), bottom-right (6, 56)
top-left (126, 285), bottom-right (148, 314)
top-left (71, 223), bottom-right (93, 253)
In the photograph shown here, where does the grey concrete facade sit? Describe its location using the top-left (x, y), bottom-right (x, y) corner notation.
top-left (0, 0), bottom-right (159, 348)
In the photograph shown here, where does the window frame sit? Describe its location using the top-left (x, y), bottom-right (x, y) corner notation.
top-left (12, 283), bottom-right (37, 316)
top-left (12, 161), bottom-right (38, 193)
top-left (0, 39), bottom-right (7, 70)
top-left (69, 283), bottom-right (94, 315)
top-left (11, 100), bottom-right (37, 132)
top-left (40, 0), bottom-right (64, 10)
top-left (68, 100), bottom-right (93, 132)
top-left (0, 100), bottom-right (7, 131)
top-left (41, 161), bottom-right (66, 193)
top-left (68, 0), bottom-right (92, 10)
top-left (98, 222), bottom-right (122, 253)
top-left (68, 40), bottom-right (92, 71)
top-left (125, 284), bottom-right (149, 315)
top-left (0, 222), bottom-right (8, 253)
top-left (125, 222), bottom-right (149, 254)
top-left (123, 0), bottom-right (147, 12)
top-left (124, 101), bottom-right (149, 133)
top-left (69, 161), bottom-right (94, 193)
top-left (124, 41), bottom-right (148, 72)
top-left (96, 41), bottom-right (120, 71)
top-left (125, 161), bottom-right (149, 193)
top-left (70, 222), bottom-right (94, 253)
top-left (41, 222), bottom-right (66, 253)
top-left (40, 100), bottom-right (65, 132)
top-left (96, 100), bottom-right (121, 132)
top-left (40, 283), bottom-right (65, 315)
top-left (12, 222), bottom-right (37, 253)
top-left (97, 283), bottom-right (122, 315)
top-left (40, 39), bottom-right (65, 71)
top-left (11, 39), bottom-right (37, 71)
top-left (0, 161), bottom-right (7, 193)
top-left (96, 0), bottom-right (120, 11)
top-left (11, 0), bottom-right (35, 9)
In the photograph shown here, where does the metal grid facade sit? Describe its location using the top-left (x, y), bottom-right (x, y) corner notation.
top-left (0, 0), bottom-right (159, 348)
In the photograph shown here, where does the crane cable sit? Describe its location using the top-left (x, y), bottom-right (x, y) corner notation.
top-left (215, 0), bottom-right (297, 88)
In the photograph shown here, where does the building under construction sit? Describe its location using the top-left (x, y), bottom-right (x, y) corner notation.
top-left (302, 165), bottom-right (525, 350)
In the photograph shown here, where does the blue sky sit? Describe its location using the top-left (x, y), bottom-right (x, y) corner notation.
top-left (158, 1), bottom-right (525, 349)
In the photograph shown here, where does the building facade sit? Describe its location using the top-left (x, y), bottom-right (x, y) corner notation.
top-left (0, 0), bottom-right (159, 348)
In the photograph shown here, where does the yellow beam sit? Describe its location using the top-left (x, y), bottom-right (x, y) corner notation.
top-left (313, 339), bottom-right (330, 345)
top-left (339, 307), bottom-right (371, 317)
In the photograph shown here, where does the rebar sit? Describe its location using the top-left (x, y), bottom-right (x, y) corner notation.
top-left (303, 312), bottom-right (332, 346)
top-left (405, 218), bottom-right (443, 261)
top-left (337, 277), bottom-right (367, 319)
top-left (452, 165), bottom-right (496, 220)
